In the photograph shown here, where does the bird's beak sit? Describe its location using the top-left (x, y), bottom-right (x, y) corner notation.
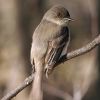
top-left (64, 18), bottom-right (74, 21)
top-left (68, 18), bottom-right (74, 21)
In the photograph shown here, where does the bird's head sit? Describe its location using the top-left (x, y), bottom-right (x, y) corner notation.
top-left (43, 5), bottom-right (73, 26)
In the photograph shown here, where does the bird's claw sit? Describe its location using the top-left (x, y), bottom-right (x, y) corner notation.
top-left (44, 67), bottom-right (52, 78)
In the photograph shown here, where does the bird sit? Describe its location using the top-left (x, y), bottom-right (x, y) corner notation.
top-left (30, 5), bottom-right (72, 100)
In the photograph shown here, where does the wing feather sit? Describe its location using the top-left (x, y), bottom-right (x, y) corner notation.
top-left (44, 26), bottom-right (70, 77)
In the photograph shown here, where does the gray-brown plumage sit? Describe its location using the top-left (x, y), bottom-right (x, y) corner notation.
top-left (30, 5), bottom-right (71, 100)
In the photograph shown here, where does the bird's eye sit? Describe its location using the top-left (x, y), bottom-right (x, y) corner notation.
top-left (57, 12), bottom-right (62, 18)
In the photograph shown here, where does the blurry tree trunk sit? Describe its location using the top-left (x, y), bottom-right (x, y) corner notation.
top-left (17, 0), bottom-right (47, 78)
top-left (97, 0), bottom-right (100, 100)
top-left (87, 0), bottom-right (98, 37)
top-left (18, 0), bottom-right (46, 99)
top-left (0, 0), bottom-right (28, 100)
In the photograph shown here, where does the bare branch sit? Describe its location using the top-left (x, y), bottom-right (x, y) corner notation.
top-left (57, 34), bottom-right (100, 65)
top-left (1, 74), bottom-right (34, 100)
top-left (1, 34), bottom-right (100, 100)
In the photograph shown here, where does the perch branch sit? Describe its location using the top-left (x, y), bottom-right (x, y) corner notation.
top-left (1, 34), bottom-right (100, 100)
top-left (1, 74), bottom-right (34, 100)
top-left (57, 34), bottom-right (100, 65)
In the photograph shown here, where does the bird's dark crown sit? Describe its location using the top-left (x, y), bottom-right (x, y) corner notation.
top-left (43, 5), bottom-right (70, 19)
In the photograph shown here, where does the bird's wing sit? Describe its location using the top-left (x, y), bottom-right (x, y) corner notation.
top-left (44, 27), bottom-right (69, 77)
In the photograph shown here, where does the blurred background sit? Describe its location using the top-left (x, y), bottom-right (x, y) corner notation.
top-left (0, 0), bottom-right (100, 100)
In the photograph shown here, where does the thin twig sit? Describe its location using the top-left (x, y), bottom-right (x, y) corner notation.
top-left (1, 34), bottom-right (100, 100)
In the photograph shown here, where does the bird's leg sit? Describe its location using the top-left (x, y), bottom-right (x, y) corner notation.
top-left (44, 62), bottom-right (55, 78)
top-left (31, 60), bottom-right (35, 73)
top-left (32, 64), bottom-right (35, 73)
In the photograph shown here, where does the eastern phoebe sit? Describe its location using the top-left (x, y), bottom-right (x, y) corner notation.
top-left (30, 5), bottom-right (72, 100)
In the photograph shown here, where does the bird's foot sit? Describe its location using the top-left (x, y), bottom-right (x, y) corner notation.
top-left (44, 65), bottom-right (53, 78)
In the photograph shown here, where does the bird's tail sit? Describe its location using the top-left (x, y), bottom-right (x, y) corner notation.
top-left (30, 61), bottom-right (44, 100)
